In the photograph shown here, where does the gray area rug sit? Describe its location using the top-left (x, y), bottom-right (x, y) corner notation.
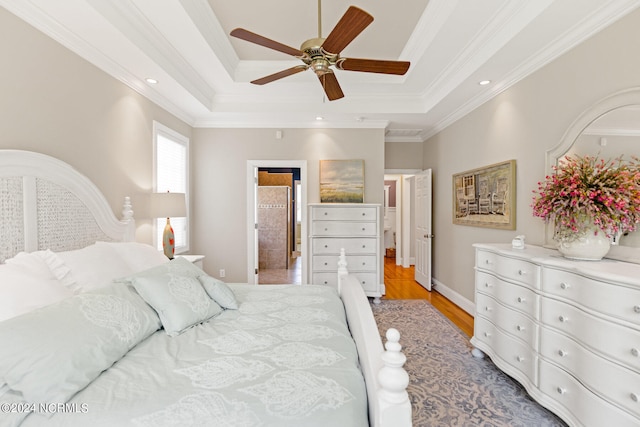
top-left (370, 299), bottom-right (568, 427)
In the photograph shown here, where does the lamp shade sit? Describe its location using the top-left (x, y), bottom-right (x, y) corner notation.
top-left (150, 192), bottom-right (187, 218)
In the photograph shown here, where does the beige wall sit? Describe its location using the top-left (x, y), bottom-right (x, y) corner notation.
top-left (422, 8), bottom-right (640, 304)
top-left (0, 7), bottom-right (191, 243)
top-left (384, 141), bottom-right (423, 170)
top-left (191, 127), bottom-right (384, 281)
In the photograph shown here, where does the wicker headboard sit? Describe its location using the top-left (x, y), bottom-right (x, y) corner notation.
top-left (0, 150), bottom-right (135, 262)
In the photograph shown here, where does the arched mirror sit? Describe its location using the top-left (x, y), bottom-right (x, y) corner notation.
top-left (545, 87), bottom-right (640, 263)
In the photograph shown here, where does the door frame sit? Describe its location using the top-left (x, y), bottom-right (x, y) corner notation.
top-left (246, 160), bottom-right (307, 284)
top-left (385, 169), bottom-right (421, 267)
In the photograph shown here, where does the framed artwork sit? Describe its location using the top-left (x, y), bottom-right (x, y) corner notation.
top-left (452, 159), bottom-right (516, 229)
top-left (320, 159), bottom-right (364, 203)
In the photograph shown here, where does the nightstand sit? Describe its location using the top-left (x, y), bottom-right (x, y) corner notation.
top-left (176, 254), bottom-right (205, 269)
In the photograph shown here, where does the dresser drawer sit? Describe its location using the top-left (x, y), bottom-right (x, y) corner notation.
top-left (473, 316), bottom-right (537, 385)
top-left (539, 360), bottom-right (640, 427)
top-left (312, 237), bottom-right (377, 254)
top-left (476, 250), bottom-right (540, 288)
top-left (542, 267), bottom-right (640, 325)
top-left (311, 206), bottom-right (377, 221)
top-left (312, 221), bottom-right (377, 237)
top-left (312, 272), bottom-right (378, 293)
top-left (540, 327), bottom-right (640, 419)
top-left (541, 298), bottom-right (640, 373)
top-left (312, 255), bottom-right (377, 272)
top-left (312, 272), bottom-right (338, 287)
top-left (475, 293), bottom-right (538, 346)
top-left (476, 271), bottom-right (539, 317)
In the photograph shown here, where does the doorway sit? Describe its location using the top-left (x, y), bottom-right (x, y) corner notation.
top-left (247, 160), bottom-right (307, 285)
top-left (384, 170), bottom-right (420, 267)
top-left (384, 169), bottom-right (432, 289)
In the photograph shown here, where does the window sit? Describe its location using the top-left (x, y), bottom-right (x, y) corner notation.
top-left (153, 122), bottom-right (189, 254)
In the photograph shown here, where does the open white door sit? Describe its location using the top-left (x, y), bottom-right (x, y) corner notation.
top-left (414, 169), bottom-right (432, 290)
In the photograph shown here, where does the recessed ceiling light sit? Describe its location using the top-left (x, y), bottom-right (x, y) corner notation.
top-left (479, 80), bottom-right (491, 86)
top-left (145, 78), bottom-right (158, 84)
top-left (315, 116), bottom-right (324, 121)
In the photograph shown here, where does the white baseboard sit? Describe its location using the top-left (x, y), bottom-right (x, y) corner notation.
top-left (431, 278), bottom-right (475, 317)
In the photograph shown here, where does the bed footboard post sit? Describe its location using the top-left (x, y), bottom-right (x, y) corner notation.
top-left (337, 248), bottom-right (348, 293)
top-left (378, 328), bottom-right (411, 427)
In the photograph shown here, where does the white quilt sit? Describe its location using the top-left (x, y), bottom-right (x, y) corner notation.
top-left (19, 284), bottom-right (368, 427)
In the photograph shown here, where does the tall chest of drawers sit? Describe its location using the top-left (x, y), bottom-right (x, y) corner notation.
top-left (308, 203), bottom-right (384, 303)
top-left (471, 243), bottom-right (640, 427)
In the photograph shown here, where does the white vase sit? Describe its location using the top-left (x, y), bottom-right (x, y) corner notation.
top-left (556, 227), bottom-right (611, 260)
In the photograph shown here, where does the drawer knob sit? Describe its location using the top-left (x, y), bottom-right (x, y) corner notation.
top-left (484, 332), bottom-right (491, 337)
top-left (324, 262), bottom-right (328, 266)
top-left (324, 212), bottom-right (328, 215)
top-left (557, 387), bottom-right (567, 395)
top-left (560, 282), bottom-right (570, 290)
top-left (631, 348), bottom-right (639, 357)
top-left (323, 281), bottom-right (328, 285)
top-left (362, 227), bottom-right (366, 231)
top-left (485, 306), bottom-right (492, 312)
top-left (517, 297), bottom-right (525, 303)
top-left (558, 315), bottom-right (569, 323)
top-left (518, 269), bottom-right (527, 276)
top-left (558, 350), bottom-right (568, 357)
top-left (484, 282), bottom-right (493, 288)
top-left (634, 305), bottom-right (640, 314)
top-left (516, 356), bottom-right (525, 362)
top-left (324, 228), bottom-right (328, 231)
top-left (362, 262), bottom-right (366, 265)
top-left (631, 393), bottom-right (639, 403)
top-left (362, 245), bottom-right (366, 248)
top-left (516, 325), bottom-right (525, 332)
top-left (485, 259), bottom-right (492, 265)
top-left (362, 212), bottom-right (365, 216)
top-left (324, 244), bottom-right (328, 248)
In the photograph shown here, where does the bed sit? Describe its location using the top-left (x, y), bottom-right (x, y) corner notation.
top-left (0, 150), bottom-right (411, 427)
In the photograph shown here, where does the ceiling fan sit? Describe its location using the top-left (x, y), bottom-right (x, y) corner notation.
top-left (230, 1), bottom-right (410, 101)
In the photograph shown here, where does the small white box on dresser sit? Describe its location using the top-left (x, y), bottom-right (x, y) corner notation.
top-left (308, 203), bottom-right (384, 303)
top-left (471, 243), bottom-right (640, 427)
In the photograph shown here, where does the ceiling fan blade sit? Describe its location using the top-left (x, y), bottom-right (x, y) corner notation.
top-left (336, 58), bottom-right (410, 75)
top-left (318, 71), bottom-right (344, 101)
top-left (321, 6), bottom-right (373, 55)
top-left (251, 65), bottom-right (308, 85)
top-left (230, 28), bottom-right (305, 58)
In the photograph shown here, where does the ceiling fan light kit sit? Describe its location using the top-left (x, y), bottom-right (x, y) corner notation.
top-left (230, 3), bottom-right (410, 101)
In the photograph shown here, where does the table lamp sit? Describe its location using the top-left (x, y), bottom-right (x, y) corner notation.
top-left (150, 191), bottom-right (186, 259)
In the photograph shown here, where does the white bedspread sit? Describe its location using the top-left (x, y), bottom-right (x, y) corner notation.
top-left (20, 284), bottom-right (368, 427)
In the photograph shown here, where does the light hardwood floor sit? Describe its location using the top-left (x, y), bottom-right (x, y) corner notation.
top-left (383, 257), bottom-right (474, 337)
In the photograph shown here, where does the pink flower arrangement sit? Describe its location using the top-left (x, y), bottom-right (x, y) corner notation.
top-left (532, 154), bottom-right (640, 241)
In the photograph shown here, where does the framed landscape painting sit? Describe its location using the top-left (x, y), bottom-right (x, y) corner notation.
top-left (452, 159), bottom-right (516, 229)
top-left (320, 159), bottom-right (364, 203)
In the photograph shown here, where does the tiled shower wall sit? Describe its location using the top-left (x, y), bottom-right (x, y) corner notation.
top-left (258, 186), bottom-right (290, 270)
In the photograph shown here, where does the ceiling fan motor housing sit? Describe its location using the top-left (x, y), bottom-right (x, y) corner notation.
top-left (301, 37), bottom-right (338, 76)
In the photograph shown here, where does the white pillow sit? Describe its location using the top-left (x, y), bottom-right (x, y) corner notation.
top-left (198, 275), bottom-right (239, 309)
top-left (95, 241), bottom-right (168, 273)
top-left (122, 257), bottom-right (223, 336)
top-left (0, 283), bottom-right (161, 405)
top-left (4, 250), bottom-right (59, 280)
top-left (0, 259), bottom-right (73, 322)
top-left (45, 243), bottom-right (135, 292)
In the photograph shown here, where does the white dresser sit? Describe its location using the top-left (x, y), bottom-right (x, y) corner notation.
top-left (471, 243), bottom-right (640, 427)
top-left (308, 203), bottom-right (384, 302)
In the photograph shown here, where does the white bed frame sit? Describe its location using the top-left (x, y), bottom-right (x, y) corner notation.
top-left (0, 149), bottom-right (411, 427)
